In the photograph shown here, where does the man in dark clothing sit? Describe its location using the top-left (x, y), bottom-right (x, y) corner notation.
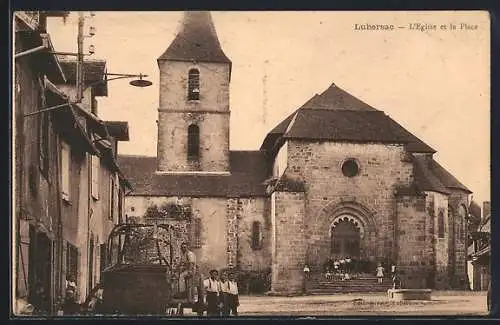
top-left (62, 289), bottom-right (81, 315)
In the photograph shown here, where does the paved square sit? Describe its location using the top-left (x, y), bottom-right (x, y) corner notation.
top-left (182, 291), bottom-right (488, 316)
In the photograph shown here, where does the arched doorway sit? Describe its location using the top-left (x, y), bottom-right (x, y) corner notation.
top-left (331, 216), bottom-right (361, 259)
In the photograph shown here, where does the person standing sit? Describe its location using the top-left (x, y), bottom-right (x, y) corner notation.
top-left (226, 272), bottom-right (239, 316)
top-left (345, 257), bottom-right (352, 280)
top-left (203, 269), bottom-right (221, 316)
top-left (219, 272), bottom-right (230, 316)
top-left (179, 242), bottom-right (196, 303)
top-left (391, 264), bottom-right (396, 278)
top-left (303, 264), bottom-right (311, 294)
top-left (376, 263), bottom-right (385, 284)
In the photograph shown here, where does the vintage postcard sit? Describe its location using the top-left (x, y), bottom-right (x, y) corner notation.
top-left (12, 10), bottom-right (490, 317)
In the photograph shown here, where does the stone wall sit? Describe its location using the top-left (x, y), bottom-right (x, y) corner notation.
top-left (156, 61), bottom-right (230, 173)
top-left (285, 140), bottom-right (413, 268)
top-left (235, 198), bottom-right (272, 272)
top-left (395, 194), bottom-right (432, 289)
top-left (125, 196), bottom-right (240, 276)
top-left (270, 191), bottom-right (306, 295)
top-left (447, 190), bottom-right (470, 289)
top-left (156, 111), bottom-right (230, 172)
top-left (425, 191), bottom-right (450, 289)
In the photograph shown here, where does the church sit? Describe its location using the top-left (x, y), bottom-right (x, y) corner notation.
top-left (118, 11), bottom-right (472, 295)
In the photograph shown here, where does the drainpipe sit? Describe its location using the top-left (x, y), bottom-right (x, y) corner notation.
top-left (15, 71), bottom-right (27, 299)
top-left (53, 130), bottom-right (64, 313)
top-left (393, 191), bottom-right (399, 268)
top-left (87, 152), bottom-right (93, 298)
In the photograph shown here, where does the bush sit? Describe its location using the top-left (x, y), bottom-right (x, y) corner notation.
top-left (219, 267), bottom-right (271, 294)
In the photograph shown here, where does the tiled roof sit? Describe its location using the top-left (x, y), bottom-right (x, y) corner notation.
top-left (158, 11), bottom-right (231, 64)
top-left (411, 154), bottom-right (471, 194)
top-left (261, 83), bottom-right (435, 154)
top-left (117, 151), bottom-right (270, 197)
top-left (427, 159), bottom-right (472, 193)
top-left (411, 155), bottom-right (450, 195)
top-left (58, 58), bottom-right (108, 96)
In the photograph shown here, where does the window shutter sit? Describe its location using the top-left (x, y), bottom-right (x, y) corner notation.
top-left (61, 141), bottom-right (70, 201)
top-left (109, 175), bottom-right (115, 220)
top-left (91, 155), bottom-right (100, 200)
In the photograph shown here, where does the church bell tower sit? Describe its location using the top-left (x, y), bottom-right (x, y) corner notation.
top-left (156, 11), bottom-right (232, 174)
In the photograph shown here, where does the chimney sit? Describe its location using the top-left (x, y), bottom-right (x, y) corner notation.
top-left (482, 201), bottom-right (491, 221)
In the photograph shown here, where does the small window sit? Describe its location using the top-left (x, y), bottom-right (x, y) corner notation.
top-left (188, 69), bottom-right (200, 100)
top-left (438, 211), bottom-right (445, 239)
top-left (91, 155), bottom-right (100, 200)
top-left (61, 141), bottom-right (70, 201)
top-left (342, 159), bottom-right (359, 177)
top-left (251, 221), bottom-right (263, 250)
top-left (187, 124), bottom-right (200, 160)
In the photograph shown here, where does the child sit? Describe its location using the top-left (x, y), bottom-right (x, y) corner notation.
top-left (376, 263), bottom-right (385, 284)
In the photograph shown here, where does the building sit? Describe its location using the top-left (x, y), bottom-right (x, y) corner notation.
top-left (55, 58), bottom-right (133, 300)
top-left (118, 11), bottom-right (473, 295)
top-left (468, 201), bottom-right (491, 291)
top-left (13, 11), bottom-right (132, 314)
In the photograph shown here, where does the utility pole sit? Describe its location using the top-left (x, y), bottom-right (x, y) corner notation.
top-left (76, 12), bottom-right (85, 102)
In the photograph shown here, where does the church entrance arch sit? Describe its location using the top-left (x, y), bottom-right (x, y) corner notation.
top-left (330, 215), bottom-right (362, 259)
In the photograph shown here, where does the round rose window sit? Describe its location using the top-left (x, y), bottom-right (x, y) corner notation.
top-left (342, 159), bottom-right (359, 177)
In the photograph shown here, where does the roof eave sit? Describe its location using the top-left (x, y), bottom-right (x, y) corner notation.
top-left (446, 186), bottom-right (473, 194)
top-left (40, 34), bottom-right (67, 84)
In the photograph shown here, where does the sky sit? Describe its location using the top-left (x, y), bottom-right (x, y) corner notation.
top-left (46, 11), bottom-right (490, 204)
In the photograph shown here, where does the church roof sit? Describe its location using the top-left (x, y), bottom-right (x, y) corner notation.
top-left (261, 83), bottom-right (435, 154)
top-left (158, 11), bottom-right (231, 64)
top-left (411, 154), bottom-right (471, 194)
top-left (117, 151), bottom-right (270, 197)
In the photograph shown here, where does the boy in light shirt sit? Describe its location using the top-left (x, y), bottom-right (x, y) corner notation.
top-left (203, 269), bottom-right (221, 316)
top-left (225, 272), bottom-right (239, 316)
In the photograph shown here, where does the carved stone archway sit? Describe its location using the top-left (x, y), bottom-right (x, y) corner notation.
top-left (309, 200), bottom-right (379, 265)
top-left (329, 215), bottom-right (363, 259)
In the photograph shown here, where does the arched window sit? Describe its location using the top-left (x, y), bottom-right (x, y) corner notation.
top-left (187, 69), bottom-right (200, 100)
top-left (438, 211), bottom-right (445, 239)
top-left (187, 124), bottom-right (200, 160)
top-left (251, 221), bottom-right (263, 250)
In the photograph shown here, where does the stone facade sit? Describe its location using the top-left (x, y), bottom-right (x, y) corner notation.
top-left (270, 191), bottom-right (307, 294)
top-left (157, 61), bottom-right (231, 173)
top-left (119, 11), bottom-right (473, 296)
top-left (286, 140), bottom-right (413, 267)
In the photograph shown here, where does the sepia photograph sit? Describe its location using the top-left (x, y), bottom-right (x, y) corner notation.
top-left (12, 10), bottom-right (490, 317)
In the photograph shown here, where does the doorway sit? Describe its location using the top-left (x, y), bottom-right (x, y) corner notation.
top-left (28, 226), bottom-right (53, 313)
top-left (331, 218), bottom-right (361, 259)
